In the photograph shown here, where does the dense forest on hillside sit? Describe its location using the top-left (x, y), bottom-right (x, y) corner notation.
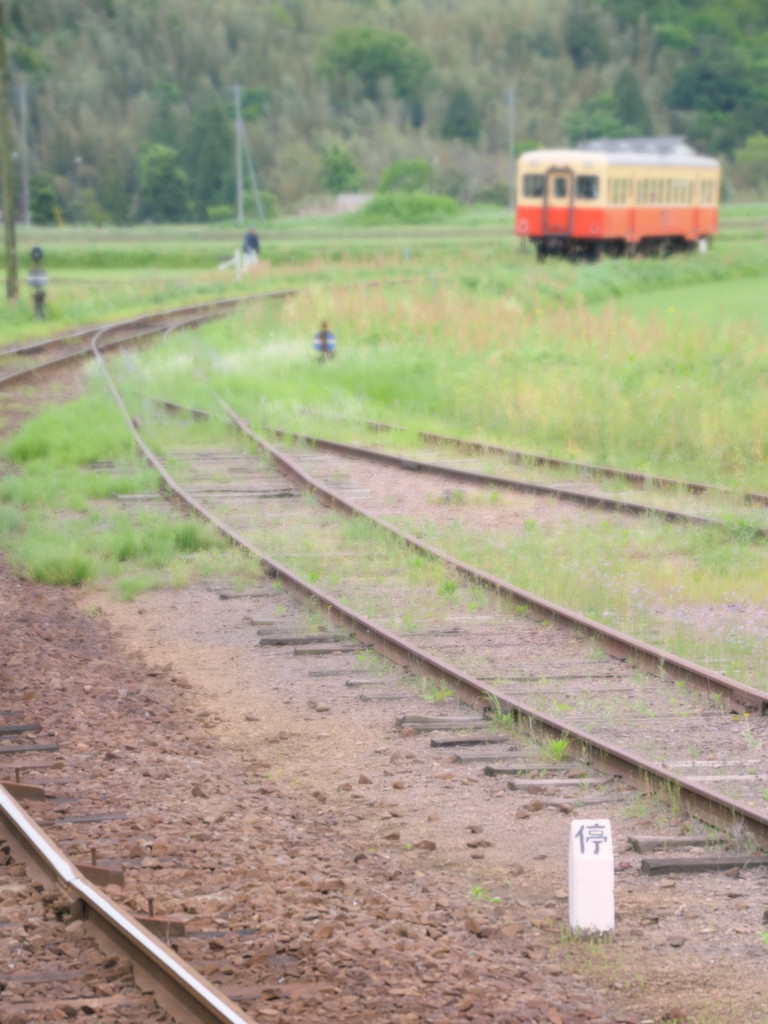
top-left (2, 0), bottom-right (767, 224)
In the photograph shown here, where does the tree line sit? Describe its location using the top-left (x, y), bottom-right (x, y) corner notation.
top-left (2, 0), bottom-right (767, 226)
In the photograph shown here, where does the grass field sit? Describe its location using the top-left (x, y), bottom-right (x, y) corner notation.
top-left (2, 213), bottom-right (768, 684)
top-left (598, 275), bottom-right (768, 331)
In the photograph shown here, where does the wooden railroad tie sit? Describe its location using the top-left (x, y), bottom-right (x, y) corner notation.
top-left (629, 835), bottom-right (728, 854)
top-left (641, 854), bottom-right (768, 876)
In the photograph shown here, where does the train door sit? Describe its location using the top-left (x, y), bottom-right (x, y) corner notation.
top-left (543, 168), bottom-right (574, 235)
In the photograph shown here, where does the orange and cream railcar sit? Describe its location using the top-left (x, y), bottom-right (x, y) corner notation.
top-left (515, 143), bottom-right (720, 260)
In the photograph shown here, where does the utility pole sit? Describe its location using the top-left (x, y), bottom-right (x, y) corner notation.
top-left (241, 120), bottom-right (264, 221)
top-left (508, 87), bottom-right (516, 213)
top-left (233, 84), bottom-right (243, 225)
top-left (18, 80), bottom-right (29, 225)
top-left (232, 84), bottom-right (264, 223)
top-left (0, 2), bottom-right (18, 300)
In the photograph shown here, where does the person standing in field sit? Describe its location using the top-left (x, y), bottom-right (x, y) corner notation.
top-left (243, 227), bottom-right (260, 270)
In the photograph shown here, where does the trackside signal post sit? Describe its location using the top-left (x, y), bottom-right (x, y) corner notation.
top-left (0, 2), bottom-right (19, 301)
top-left (27, 246), bottom-right (47, 317)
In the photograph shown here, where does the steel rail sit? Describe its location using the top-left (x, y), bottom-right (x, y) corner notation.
top-left (126, 401), bottom-right (761, 535)
top-left (222, 405), bottom-right (768, 715)
top-left (0, 786), bottom-right (258, 1024)
top-left (319, 415), bottom-right (768, 509)
top-left (0, 341), bottom-right (95, 386)
top-left (0, 325), bottom-right (98, 357)
top-left (94, 360), bottom-right (768, 849)
top-left (0, 289), bottom-right (299, 389)
top-left (0, 322), bottom-right (200, 388)
top-left (121, 392), bottom-right (768, 714)
top-left (262, 427), bottom-right (768, 537)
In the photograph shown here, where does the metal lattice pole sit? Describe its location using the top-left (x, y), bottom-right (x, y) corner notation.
top-left (233, 84), bottom-right (244, 225)
top-left (241, 121), bottom-right (264, 222)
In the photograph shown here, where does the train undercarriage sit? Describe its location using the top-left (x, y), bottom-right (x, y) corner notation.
top-left (533, 235), bottom-right (707, 262)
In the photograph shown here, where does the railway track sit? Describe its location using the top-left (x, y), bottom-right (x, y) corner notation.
top-left (137, 396), bottom-right (768, 683)
top-left (259, 426), bottom-right (768, 539)
top-left (4, 310), bottom-right (768, 1023)
top-left (0, 292), bottom-right (297, 391)
top-left (297, 412), bottom-right (768, 511)
top-left (2, 559), bottom-right (624, 1024)
top-left (97, 365), bottom-right (768, 845)
top-left (138, 395), bottom-right (768, 540)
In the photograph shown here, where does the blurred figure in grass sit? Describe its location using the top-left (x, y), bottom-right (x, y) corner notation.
top-left (313, 321), bottom-right (336, 361)
top-left (243, 227), bottom-right (260, 270)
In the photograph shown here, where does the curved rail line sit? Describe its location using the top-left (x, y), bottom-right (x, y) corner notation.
top-left (313, 415), bottom-right (768, 510)
top-left (83, 343), bottom-right (768, 850)
top-left (133, 398), bottom-right (767, 538)
top-left (217, 404), bottom-right (768, 718)
top-left (262, 427), bottom-right (768, 539)
top-left (0, 291), bottom-right (297, 389)
top-left (138, 394), bottom-right (768, 711)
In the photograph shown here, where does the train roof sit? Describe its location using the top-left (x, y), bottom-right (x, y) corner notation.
top-left (518, 147), bottom-right (720, 170)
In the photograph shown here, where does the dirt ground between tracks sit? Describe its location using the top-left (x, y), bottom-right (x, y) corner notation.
top-left (83, 578), bottom-right (768, 1024)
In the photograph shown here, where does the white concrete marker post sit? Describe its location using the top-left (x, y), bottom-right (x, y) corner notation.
top-left (568, 818), bottom-right (615, 935)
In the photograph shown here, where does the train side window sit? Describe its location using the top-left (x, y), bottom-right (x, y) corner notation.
top-left (523, 174), bottom-right (545, 198)
top-left (575, 175), bottom-right (599, 200)
top-left (620, 179), bottom-right (628, 204)
top-left (553, 176), bottom-right (569, 199)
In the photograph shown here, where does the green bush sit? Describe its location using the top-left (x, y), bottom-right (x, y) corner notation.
top-left (473, 182), bottom-right (510, 206)
top-left (259, 191), bottom-right (281, 219)
top-left (352, 191), bottom-right (460, 225)
top-left (379, 159), bottom-right (431, 193)
top-left (206, 204), bottom-right (236, 222)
